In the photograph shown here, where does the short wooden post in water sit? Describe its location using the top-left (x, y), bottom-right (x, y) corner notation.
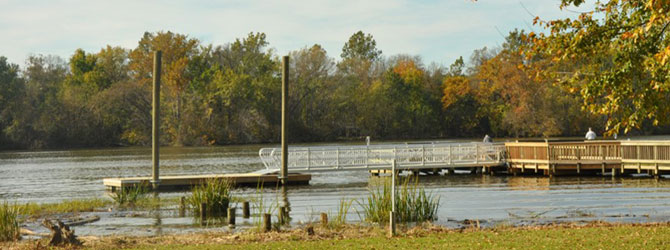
top-left (242, 201), bottom-right (250, 219)
top-left (263, 213), bottom-right (272, 232)
top-left (321, 213), bottom-right (328, 226)
top-left (200, 202), bottom-right (207, 226)
top-left (179, 196), bottom-right (185, 217)
top-left (227, 207), bottom-right (236, 226)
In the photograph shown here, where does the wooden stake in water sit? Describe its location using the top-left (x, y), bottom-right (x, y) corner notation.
top-left (321, 213), bottom-right (328, 226)
top-left (263, 213), bottom-right (272, 232)
top-left (242, 201), bottom-right (250, 219)
top-left (151, 51), bottom-right (161, 190)
top-left (179, 196), bottom-right (185, 217)
top-left (227, 207), bottom-right (236, 226)
top-left (200, 202), bottom-right (207, 226)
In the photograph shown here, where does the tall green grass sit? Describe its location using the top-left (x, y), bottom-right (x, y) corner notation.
top-left (359, 177), bottom-right (439, 224)
top-left (19, 198), bottom-right (110, 217)
top-left (252, 182), bottom-right (278, 230)
top-left (188, 179), bottom-right (232, 216)
top-left (0, 202), bottom-right (20, 242)
top-left (110, 184), bottom-right (149, 206)
top-left (329, 198), bottom-right (354, 228)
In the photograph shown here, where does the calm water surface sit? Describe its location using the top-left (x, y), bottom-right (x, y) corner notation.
top-left (1, 142), bottom-right (669, 236)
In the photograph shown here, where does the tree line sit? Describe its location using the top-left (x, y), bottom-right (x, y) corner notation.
top-left (0, 29), bottom-right (666, 150)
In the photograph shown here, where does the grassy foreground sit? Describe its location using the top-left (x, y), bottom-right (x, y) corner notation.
top-left (4, 222), bottom-right (668, 249)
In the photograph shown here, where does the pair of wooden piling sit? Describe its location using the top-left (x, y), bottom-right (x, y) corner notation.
top-left (259, 205), bottom-right (291, 232)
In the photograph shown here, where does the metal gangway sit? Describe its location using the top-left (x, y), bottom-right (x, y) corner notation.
top-left (258, 142), bottom-right (506, 173)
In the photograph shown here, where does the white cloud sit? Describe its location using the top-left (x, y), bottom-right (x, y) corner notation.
top-left (0, 0), bottom-right (594, 67)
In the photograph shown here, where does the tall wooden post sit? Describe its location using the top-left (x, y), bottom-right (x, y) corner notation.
top-left (281, 55), bottom-right (289, 184)
top-left (389, 160), bottom-right (396, 237)
top-left (152, 51), bottom-right (161, 189)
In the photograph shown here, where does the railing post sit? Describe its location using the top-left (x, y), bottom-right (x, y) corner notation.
top-left (576, 146), bottom-right (581, 160)
top-left (336, 147), bottom-right (340, 169)
top-left (393, 146), bottom-right (397, 164)
top-left (546, 143), bottom-right (551, 162)
top-left (366, 145), bottom-right (369, 169)
top-left (475, 144), bottom-right (479, 164)
top-left (422, 145), bottom-right (425, 166)
top-left (449, 145), bottom-right (453, 165)
top-left (307, 148), bottom-right (311, 171)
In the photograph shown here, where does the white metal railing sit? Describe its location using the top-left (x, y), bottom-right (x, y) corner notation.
top-left (258, 142), bottom-right (505, 172)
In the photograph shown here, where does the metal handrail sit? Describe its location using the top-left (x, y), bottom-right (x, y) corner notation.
top-left (259, 142), bottom-right (506, 172)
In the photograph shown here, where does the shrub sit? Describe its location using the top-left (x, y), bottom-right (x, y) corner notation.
top-left (359, 177), bottom-right (439, 224)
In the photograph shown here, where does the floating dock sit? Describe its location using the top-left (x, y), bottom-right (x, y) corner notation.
top-left (103, 173), bottom-right (311, 191)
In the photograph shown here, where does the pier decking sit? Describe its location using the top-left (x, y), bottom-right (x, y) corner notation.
top-left (103, 173), bottom-right (311, 191)
top-left (506, 140), bottom-right (670, 176)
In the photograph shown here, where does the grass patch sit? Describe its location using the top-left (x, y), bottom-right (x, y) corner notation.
top-left (0, 202), bottom-right (20, 242)
top-left (188, 179), bottom-right (232, 217)
top-left (18, 198), bottom-right (111, 218)
top-left (359, 177), bottom-right (439, 224)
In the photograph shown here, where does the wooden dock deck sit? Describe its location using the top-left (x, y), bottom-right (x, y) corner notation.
top-left (103, 173), bottom-right (311, 191)
top-left (505, 140), bottom-right (670, 177)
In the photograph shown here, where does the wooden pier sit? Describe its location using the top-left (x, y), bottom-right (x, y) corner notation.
top-left (103, 173), bottom-right (311, 191)
top-left (505, 140), bottom-right (670, 177)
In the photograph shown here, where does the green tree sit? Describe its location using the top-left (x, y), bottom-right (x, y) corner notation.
top-left (0, 57), bottom-right (24, 148)
top-left (206, 32), bottom-right (279, 144)
top-left (288, 44), bottom-right (337, 141)
top-left (341, 31), bottom-right (382, 61)
top-left (128, 31), bottom-right (201, 145)
top-left (4, 55), bottom-right (68, 148)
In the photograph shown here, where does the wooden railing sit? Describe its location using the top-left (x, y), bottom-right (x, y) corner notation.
top-left (621, 141), bottom-right (670, 163)
top-left (548, 141), bottom-right (620, 162)
top-left (505, 141), bottom-right (621, 163)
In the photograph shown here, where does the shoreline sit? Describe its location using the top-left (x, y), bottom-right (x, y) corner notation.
top-left (3, 221), bottom-right (669, 249)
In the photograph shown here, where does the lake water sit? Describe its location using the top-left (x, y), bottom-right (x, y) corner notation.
top-left (1, 141), bottom-right (669, 236)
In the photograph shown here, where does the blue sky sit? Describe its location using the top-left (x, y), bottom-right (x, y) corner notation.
top-left (0, 0), bottom-right (594, 68)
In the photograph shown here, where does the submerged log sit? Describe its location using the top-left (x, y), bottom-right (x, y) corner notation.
top-left (42, 219), bottom-right (81, 246)
top-left (66, 215), bottom-right (100, 227)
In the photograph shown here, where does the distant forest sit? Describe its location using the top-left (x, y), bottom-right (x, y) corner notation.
top-left (0, 30), bottom-right (667, 150)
